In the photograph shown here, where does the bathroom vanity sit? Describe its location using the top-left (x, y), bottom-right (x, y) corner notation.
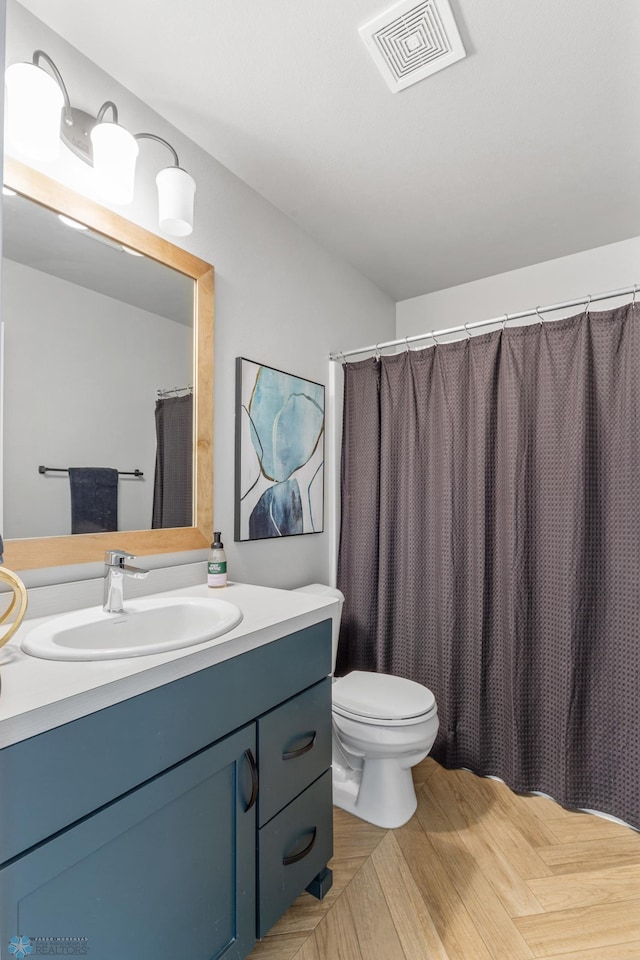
top-left (0, 583), bottom-right (336, 960)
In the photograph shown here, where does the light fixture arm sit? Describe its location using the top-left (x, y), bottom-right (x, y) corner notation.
top-left (134, 132), bottom-right (180, 167)
top-left (96, 100), bottom-right (120, 124)
top-left (32, 49), bottom-right (72, 123)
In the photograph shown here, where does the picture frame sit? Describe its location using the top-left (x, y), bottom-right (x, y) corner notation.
top-left (234, 358), bottom-right (325, 541)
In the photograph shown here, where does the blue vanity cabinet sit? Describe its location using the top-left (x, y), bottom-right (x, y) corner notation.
top-left (0, 725), bottom-right (257, 960)
top-left (0, 618), bottom-right (333, 960)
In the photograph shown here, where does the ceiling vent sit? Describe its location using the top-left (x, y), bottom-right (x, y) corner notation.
top-left (359, 0), bottom-right (466, 93)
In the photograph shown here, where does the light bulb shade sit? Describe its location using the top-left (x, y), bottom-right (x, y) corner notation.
top-left (90, 121), bottom-right (138, 205)
top-left (156, 166), bottom-right (195, 236)
top-left (4, 61), bottom-right (64, 161)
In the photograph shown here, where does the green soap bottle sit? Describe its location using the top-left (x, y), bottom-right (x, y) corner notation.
top-left (207, 531), bottom-right (228, 588)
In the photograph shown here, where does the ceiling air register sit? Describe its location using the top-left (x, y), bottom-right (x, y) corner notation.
top-left (359, 0), bottom-right (466, 92)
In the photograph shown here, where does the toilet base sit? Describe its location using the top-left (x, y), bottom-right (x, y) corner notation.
top-left (332, 757), bottom-right (418, 829)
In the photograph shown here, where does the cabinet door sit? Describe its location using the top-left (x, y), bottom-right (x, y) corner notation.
top-left (0, 725), bottom-right (257, 960)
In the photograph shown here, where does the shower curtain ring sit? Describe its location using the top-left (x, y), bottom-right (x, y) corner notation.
top-left (632, 284), bottom-right (638, 306)
top-left (431, 331), bottom-right (439, 345)
top-left (464, 322), bottom-right (472, 339)
top-left (535, 306), bottom-right (545, 325)
top-left (404, 337), bottom-right (411, 353)
top-left (584, 294), bottom-right (592, 316)
top-left (502, 313), bottom-right (509, 331)
top-left (374, 342), bottom-right (381, 360)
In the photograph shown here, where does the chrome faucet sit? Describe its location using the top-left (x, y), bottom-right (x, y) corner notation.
top-left (103, 549), bottom-right (150, 614)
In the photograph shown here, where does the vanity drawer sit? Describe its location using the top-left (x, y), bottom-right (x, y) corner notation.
top-left (257, 769), bottom-right (333, 937)
top-left (257, 677), bottom-right (331, 827)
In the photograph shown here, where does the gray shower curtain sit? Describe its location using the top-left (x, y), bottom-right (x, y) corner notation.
top-left (337, 303), bottom-right (639, 829)
top-left (152, 393), bottom-right (193, 529)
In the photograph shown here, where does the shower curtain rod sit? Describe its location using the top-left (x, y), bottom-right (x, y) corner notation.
top-left (157, 385), bottom-right (193, 398)
top-left (329, 282), bottom-right (639, 362)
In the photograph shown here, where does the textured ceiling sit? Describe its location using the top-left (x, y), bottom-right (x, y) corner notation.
top-left (15, 0), bottom-right (640, 301)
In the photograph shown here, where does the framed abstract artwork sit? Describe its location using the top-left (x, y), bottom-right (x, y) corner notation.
top-left (235, 358), bottom-right (325, 541)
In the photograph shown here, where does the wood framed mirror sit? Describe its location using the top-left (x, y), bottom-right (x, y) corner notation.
top-left (2, 158), bottom-right (213, 571)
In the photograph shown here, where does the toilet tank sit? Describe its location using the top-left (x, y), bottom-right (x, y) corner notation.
top-left (293, 584), bottom-right (344, 674)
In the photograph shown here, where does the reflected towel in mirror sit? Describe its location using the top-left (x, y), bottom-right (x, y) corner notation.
top-left (69, 467), bottom-right (118, 534)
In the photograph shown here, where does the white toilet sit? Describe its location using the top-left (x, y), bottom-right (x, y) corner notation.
top-left (294, 584), bottom-right (439, 829)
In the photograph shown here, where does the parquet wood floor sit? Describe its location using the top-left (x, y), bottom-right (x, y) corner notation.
top-left (248, 760), bottom-right (640, 960)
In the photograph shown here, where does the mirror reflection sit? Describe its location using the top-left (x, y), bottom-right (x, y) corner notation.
top-left (1, 189), bottom-right (196, 539)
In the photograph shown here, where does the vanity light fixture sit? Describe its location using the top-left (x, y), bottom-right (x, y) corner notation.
top-left (58, 214), bottom-right (87, 230)
top-left (79, 228), bottom-right (146, 258)
top-left (4, 50), bottom-right (196, 236)
top-left (56, 216), bottom-right (148, 257)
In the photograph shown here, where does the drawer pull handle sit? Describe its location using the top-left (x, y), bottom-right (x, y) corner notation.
top-left (282, 732), bottom-right (317, 761)
top-left (283, 827), bottom-right (317, 866)
top-left (243, 749), bottom-right (259, 812)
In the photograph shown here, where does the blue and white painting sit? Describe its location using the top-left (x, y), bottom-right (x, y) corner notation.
top-left (235, 358), bottom-right (324, 541)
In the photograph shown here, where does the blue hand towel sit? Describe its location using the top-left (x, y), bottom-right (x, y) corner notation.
top-left (68, 468), bottom-right (118, 534)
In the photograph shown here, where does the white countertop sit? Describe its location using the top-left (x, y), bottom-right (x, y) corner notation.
top-left (0, 582), bottom-right (338, 749)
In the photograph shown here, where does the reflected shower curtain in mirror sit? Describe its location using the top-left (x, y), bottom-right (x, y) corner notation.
top-left (337, 303), bottom-right (639, 828)
top-left (152, 393), bottom-right (193, 528)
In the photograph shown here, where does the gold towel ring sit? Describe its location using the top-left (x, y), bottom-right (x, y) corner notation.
top-left (0, 568), bottom-right (28, 649)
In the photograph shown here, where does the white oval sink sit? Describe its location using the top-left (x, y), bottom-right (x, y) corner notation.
top-left (21, 596), bottom-right (243, 661)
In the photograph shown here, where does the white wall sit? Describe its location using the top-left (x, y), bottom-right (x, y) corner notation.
top-left (0, 0), bottom-right (5, 543)
top-left (2, 258), bottom-right (191, 538)
top-left (4, 1), bottom-right (395, 585)
top-left (397, 236), bottom-right (640, 341)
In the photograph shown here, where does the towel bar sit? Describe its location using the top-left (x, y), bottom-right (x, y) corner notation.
top-left (38, 465), bottom-right (144, 477)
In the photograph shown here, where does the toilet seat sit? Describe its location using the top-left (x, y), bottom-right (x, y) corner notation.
top-left (333, 671), bottom-right (436, 726)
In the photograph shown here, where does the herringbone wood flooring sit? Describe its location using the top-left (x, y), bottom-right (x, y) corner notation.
top-left (249, 760), bottom-right (640, 960)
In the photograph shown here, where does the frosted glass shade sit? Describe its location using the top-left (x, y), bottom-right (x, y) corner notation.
top-left (156, 166), bottom-right (196, 236)
top-left (90, 121), bottom-right (139, 205)
top-left (4, 62), bottom-right (64, 161)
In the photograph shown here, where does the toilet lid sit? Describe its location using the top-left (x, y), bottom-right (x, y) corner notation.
top-left (332, 671), bottom-right (436, 721)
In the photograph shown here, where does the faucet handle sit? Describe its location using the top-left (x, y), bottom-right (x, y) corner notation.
top-left (104, 549), bottom-right (135, 566)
